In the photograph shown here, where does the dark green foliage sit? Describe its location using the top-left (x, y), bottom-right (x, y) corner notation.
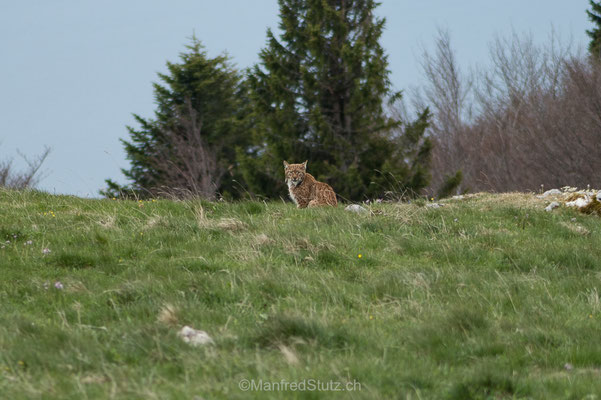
top-left (447, 372), bottom-right (520, 400)
top-left (588, 1), bottom-right (601, 59)
top-left (242, 0), bottom-right (432, 201)
top-left (103, 38), bottom-right (250, 200)
top-left (255, 313), bottom-right (350, 348)
top-left (47, 251), bottom-right (98, 269)
top-left (437, 170), bottom-right (463, 199)
top-left (0, 227), bottom-right (28, 243)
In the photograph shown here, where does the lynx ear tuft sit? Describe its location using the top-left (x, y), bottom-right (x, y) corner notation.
top-left (302, 160), bottom-right (307, 169)
top-left (283, 161), bottom-right (289, 169)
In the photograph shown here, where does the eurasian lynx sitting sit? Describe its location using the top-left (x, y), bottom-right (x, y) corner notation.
top-left (284, 161), bottom-right (337, 208)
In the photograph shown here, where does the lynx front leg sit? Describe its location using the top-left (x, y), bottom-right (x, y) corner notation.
top-left (295, 199), bottom-right (309, 208)
top-left (307, 200), bottom-right (320, 208)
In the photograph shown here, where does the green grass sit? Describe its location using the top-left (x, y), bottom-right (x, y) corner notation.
top-left (1, 189), bottom-right (601, 399)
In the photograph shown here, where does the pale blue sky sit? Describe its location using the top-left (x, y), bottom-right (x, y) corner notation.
top-left (0, 1), bottom-right (590, 196)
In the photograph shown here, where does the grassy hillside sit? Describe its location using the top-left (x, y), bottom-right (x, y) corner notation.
top-left (1, 189), bottom-right (601, 399)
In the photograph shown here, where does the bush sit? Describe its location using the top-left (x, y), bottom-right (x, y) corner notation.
top-left (0, 147), bottom-right (50, 189)
top-left (413, 29), bottom-right (601, 194)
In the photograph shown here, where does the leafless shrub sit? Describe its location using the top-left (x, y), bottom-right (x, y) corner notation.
top-left (414, 29), bottom-right (601, 194)
top-left (410, 28), bottom-right (474, 194)
top-left (149, 97), bottom-right (227, 200)
top-left (0, 146), bottom-right (50, 189)
top-left (414, 28), bottom-right (474, 134)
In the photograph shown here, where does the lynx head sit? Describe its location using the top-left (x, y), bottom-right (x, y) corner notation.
top-left (283, 160), bottom-right (307, 187)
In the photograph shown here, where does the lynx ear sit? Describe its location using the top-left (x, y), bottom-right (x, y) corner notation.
top-left (302, 160), bottom-right (307, 169)
top-left (283, 161), bottom-right (289, 169)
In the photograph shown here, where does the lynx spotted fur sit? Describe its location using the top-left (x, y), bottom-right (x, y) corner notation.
top-left (284, 161), bottom-right (337, 208)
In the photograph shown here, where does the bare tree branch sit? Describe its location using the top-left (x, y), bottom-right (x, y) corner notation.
top-left (148, 97), bottom-right (225, 200)
top-left (412, 29), bottom-right (600, 194)
top-left (0, 146), bottom-right (50, 189)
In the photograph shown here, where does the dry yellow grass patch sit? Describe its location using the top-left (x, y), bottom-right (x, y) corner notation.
top-left (385, 203), bottom-right (422, 224)
top-left (475, 192), bottom-right (546, 209)
top-left (80, 374), bottom-right (109, 384)
top-left (282, 237), bottom-right (334, 256)
top-left (157, 303), bottom-right (179, 326)
top-left (402, 271), bottom-right (432, 294)
top-left (560, 221), bottom-right (591, 236)
top-left (214, 218), bottom-right (247, 231)
top-left (144, 215), bottom-right (166, 229)
top-left (193, 204), bottom-right (247, 232)
top-left (228, 233), bottom-right (275, 262)
top-left (65, 280), bottom-right (89, 293)
top-left (277, 344), bottom-right (300, 365)
top-left (254, 233), bottom-right (273, 246)
top-left (97, 215), bottom-right (116, 228)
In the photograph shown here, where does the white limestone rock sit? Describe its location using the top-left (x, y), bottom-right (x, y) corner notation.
top-left (541, 189), bottom-right (562, 197)
top-left (178, 326), bottom-right (214, 347)
top-left (545, 202), bottom-right (560, 212)
top-left (345, 204), bottom-right (368, 214)
top-left (566, 196), bottom-right (591, 209)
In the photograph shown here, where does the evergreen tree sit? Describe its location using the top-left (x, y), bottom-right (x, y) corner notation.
top-left (242, 0), bottom-right (432, 201)
top-left (102, 38), bottom-right (248, 199)
top-left (587, 0), bottom-right (601, 59)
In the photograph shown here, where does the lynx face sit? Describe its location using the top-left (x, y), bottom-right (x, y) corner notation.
top-left (283, 161), bottom-right (307, 187)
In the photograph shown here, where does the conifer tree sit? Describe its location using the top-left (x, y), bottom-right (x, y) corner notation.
top-left (102, 38), bottom-right (248, 199)
top-left (241, 0), bottom-right (432, 201)
top-left (587, 0), bottom-right (601, 59)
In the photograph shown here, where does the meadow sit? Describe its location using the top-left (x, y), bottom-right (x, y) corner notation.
top-left (1, 188), bottom-right (601, 399)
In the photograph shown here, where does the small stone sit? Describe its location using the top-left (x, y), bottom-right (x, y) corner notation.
top-left (345, 204), bottom-right (368, 213)
top-left (254, 233), bottom-right (272, 245)
top-left (537, 189), bottom-right (562, 199)
top-left (452, 195), bottom-right (465, 200)
top-left (178, 326), bottom-right (214, 347)
top-left (573, 225), bottom-right (590, 235)
top-left (545, 202), bottom-right (560, 212)
top-left (426, 203), bottom-right (444, 209)
top-left (542, 189), bottom-right (562, 197)
top-left (564, 363), bottom-right (574, 371)
top-left (566, 197), bottom-right (591, 209)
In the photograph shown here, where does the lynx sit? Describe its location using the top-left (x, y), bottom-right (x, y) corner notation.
top-left (284, 161), bottom-right (337, 208)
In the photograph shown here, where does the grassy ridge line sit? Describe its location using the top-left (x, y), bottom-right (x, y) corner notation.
top-left (1, 189), bottom-right (601, 399)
